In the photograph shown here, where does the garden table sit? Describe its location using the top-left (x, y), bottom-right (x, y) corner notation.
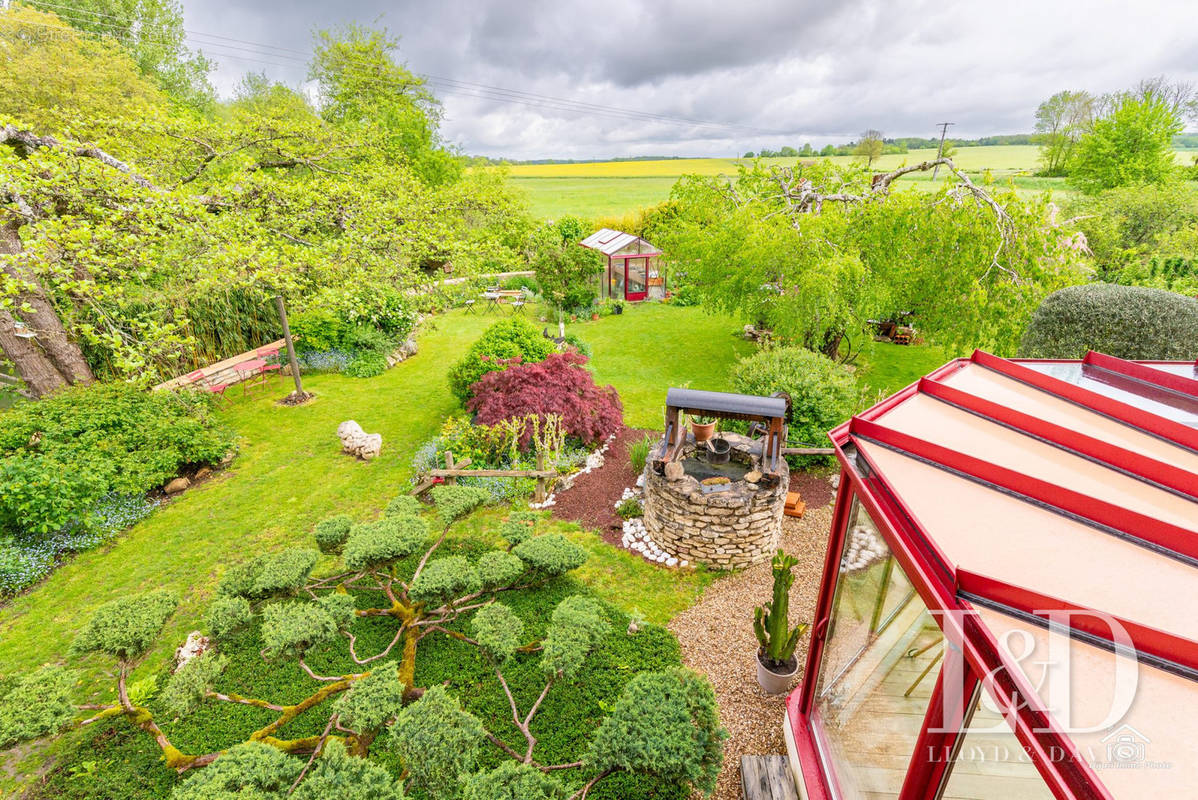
top-left (234, 358), bottom-right (268, 395)
top-left (481, 291), bottom-right (503, 313)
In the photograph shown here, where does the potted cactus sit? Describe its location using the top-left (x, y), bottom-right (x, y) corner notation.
top-left (753, 550), bottom-right (809, 694)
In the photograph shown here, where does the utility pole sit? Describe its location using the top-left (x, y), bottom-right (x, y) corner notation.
top-left (931, 121), bottom-right (954, 180)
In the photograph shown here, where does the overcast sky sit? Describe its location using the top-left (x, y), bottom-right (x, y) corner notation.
top-left (181, 0), bottom-right (1198, 160)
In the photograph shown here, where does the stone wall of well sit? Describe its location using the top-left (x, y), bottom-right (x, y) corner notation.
top-left (641, 451), bottom-right (788, 570)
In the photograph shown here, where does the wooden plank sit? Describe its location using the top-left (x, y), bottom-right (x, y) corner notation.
top-left (781, 447), bottom-right (835, 455)
top-left (740, 755), bottom-right (798, 800)
top-left (410, 478), bottom-right (438, 496)
top-left (429, 468), bottom-right (556, 478)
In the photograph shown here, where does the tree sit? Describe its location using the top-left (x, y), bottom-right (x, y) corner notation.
top-left (27, 0), bottom-right (213, 110)
top-left (799, 143), bottom-right (815, 156)
top-left (819, 144), bottom-right (836, 156)
top-left (1034, 90), bottom-right (1096, 176)
top-left (4, 490), bottom-right (726, 797)
top-left (1069, 92), bottom-right (1184, 193)
top-left (310, 24), bottom-right (460, 185)
top-left (853, 129), bottom-right (884, 168)
top-left (530, 217), bottom-right (604, 337)
top-left (652, 157), bottom-right (1089, 358)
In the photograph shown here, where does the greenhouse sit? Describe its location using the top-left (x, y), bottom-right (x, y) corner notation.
top-left (580, 228), bottom-right (665, 302)
top-left (784, 350), bottom-right (1198, 799)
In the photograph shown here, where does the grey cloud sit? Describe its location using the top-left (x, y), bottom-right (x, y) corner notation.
top-left (182, 0), bottom-right (1198, 160)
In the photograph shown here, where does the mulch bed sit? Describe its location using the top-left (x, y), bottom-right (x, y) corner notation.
top-left (549, 426), bottom-right (652, 545)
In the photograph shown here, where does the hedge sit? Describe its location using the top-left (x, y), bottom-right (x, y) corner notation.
top-left (1019, 283), bottom-right (1198, 360)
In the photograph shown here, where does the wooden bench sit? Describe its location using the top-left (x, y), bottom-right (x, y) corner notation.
top-left (741, 755), bottom-right (799, 800)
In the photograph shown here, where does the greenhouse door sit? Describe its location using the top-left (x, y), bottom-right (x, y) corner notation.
top-left (625, 258), bottom-right (647, 301)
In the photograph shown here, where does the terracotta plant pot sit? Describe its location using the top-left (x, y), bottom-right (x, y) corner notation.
top-left (756, 653), bottom-right (799, 695)
top-left (691, 421), bottom-right (716, 443)
top-left (591, 313), bottom-right (600, 320)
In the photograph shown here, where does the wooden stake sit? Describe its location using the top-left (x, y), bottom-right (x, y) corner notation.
top-left (273, 295), bottom-right (304, 396)
top-left (535, 451), bottom-right (546, 504)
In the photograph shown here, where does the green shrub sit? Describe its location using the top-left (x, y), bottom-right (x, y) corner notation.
top-left (541, 596), bottom-right (609, 679)
top-left (333, 663), bottom-right (404, 732)
top-left (0, 383), bottom-right (232, 537)
top-left (292, 739), bottom-right (406, 800)
top-left (387, 685), bottom-right (484, 798)
top-left (343, 517), bottom-right (428, 571)
top-left (471, 603), bottom-right (525, 663)
top-left (207, 595), bottom-right (252, 640)
top-left (476, 550), bottom-right (526, 588)
top-left (499, 517), bottom-right (536, 548)
top-left (409, 556), bottom-right (481, 605)
top-left (1018, 283), bottom-right (1198, 360)
top-left (615, 497), bottom-right (643, 520)
top-left (587, 667), bottom-right (726, 795)
top-left (161, 651), bottom-right (228, 718)
top-left (218, 548), bottom-right (318, 599)
top-left (383, 495), bottom-right (423, 519)
top-left (343, 350), bottom-right (389, 378)
top-left (72, 589), bottom-right (178, 659)
top-left (289, 308), bottom-right (349, 353)
top-left (730, 347), bottom-right (859, 457)
top-left (313, 514), bottom-right (354, 554)
top-left (463, 762), bottom-right (566, 800)
top-left (0, 665), bottom-right (76, 748)
top-left (512, 534), bottom-right (587, 577)
top-left (447, 317), bottom-right (554, 403)
top-left (560, 332), bottom-right (591, 357)
top-left (170, 741), bottom-right (299, 799)
top-left (260, 599), bottom-right (345, 660)
top-left (429, 484), bottom-right (491, 527)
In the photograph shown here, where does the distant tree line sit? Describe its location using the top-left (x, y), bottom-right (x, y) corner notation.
top-left (743, 133), bottom-right (1037, 159)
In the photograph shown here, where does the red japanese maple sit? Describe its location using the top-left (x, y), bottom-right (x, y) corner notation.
top-left (466, 352), bottom-right (623, 446)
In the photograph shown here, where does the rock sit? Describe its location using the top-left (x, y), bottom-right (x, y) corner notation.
top-left (165, 476), bottom-right (191, 494)
top-left (744, 470), bottom-right (762, 483)
top-left (627, 619), bottom-right (640, 635)
top-left (338, 420), bottom-right (383, 461)
top-left (174, 631), bottom-right (210, 671)
top-left (194, 467), bottom-right (212, 481)
top-left (664, 461), bottom-right (685, 481)
top-left (220, 450), bottom-right (237, 466)
top-left (830, 473), bottom-right (841, 489)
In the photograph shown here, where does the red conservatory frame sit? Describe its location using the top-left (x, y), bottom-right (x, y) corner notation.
top-left (784, 349), bottom-right (1198, 800)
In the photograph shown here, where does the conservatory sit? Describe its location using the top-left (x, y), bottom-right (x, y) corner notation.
top-left (784, 350), bottom-right (1198, 800)
top-left (579, 228), bottom-right (664, 302)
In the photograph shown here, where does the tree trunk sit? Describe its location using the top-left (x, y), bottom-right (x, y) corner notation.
top-left (0, 216), bottom-right (94, 397)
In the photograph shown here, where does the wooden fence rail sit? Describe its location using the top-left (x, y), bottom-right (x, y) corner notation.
top-left (411, 452), bottom-right (555, 502)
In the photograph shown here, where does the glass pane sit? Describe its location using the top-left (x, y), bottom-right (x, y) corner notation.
top-left (627, 258), bottom-right (646, 294)
top-left (814, 498), bottom-right (943, 799)
top-left (937, 691), bottom-right (1055, 800)
top-left (613, 263), bottom-right (625, 296)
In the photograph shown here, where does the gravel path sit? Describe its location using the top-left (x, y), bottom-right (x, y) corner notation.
top-left (669, 480), bottom-right (834, 800)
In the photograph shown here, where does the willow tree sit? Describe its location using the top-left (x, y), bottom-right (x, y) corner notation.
top-left (1, 487), bottom-right (726, 798)
top-left (652, 158), bottom-right (1091, 358)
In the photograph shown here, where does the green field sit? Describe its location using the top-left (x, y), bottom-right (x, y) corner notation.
top-left (508, 145), bottom-right (1198, 219)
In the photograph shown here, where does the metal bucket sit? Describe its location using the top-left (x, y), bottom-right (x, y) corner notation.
top-left (706, 436), bottom-right (731, 465)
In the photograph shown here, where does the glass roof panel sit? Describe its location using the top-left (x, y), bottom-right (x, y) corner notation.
top-left (1017, 362), bottom-right (1198, 427)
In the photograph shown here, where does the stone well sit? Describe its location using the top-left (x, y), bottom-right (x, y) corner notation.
top-left (641, 433), bottom-right (788, 570)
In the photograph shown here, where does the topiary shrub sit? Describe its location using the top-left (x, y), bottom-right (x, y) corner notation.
top-left (409, 556), bottom-right (481, 605)
top-left (162, 651), bottom-right (229, 718)
top-left (730, 346), bottom-right (858, 457)
top-left (72, 589), bottom-right (178, 659)
top-left (1019, 283), bottom-right (1198, 360)
top-left (387, 685), bottom-right (484, 797)
top-left (218, 548), bottom-right (319, 599)
top-left (333, 663), bottom-right (405, 733)
top-left (471, 603), bottom-right (525, 663)
top-left (429, 484), bottom-right (491, 528)
top-left (384, 495), bottom-right (423, 519)
top-left (343, 517), bottom-right (428, 571)
top-left (261, 598), bottom-right (349, 660)
top-left (463, 762), bottom-right (566, 800)
top-left (291, 739), bottom-right (407, 800)
top-left (313, 514), bottom-right (354, 554)
top-left (512, 534), bottom-right (587, 577)
top-left (207, 595), bottom-right (252, 640)
top-left (476, 550), bottom-right (525, 589)
top-left (541, 596), bottom-right (609, 679)
top-left (170, 741), bottom-right (300, 799)
top-left (587, 667), bottom-right (727, 795)
top-left (0, 665), bottom-right (76, 747)
top-left (447, 317), bottom-right (554, 403)
top-left (467, 353), bottom-right (623, 447)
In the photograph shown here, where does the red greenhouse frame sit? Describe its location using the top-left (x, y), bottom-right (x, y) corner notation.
top-left (783, 350), bottom-right (1198, 800)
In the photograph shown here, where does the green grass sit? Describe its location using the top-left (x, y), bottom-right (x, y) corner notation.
top-left (510, 175), bottom-right (678, 219)
top-left (854, 338), bottom-right (959, 401)
top-left (0, 305), bottom-right (740, 696)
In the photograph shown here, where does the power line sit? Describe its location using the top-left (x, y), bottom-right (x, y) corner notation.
top-left (16, 2), bottom-right (791, 137)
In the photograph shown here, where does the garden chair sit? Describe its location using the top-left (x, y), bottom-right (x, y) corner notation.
top-left (185, 370), bottom-right (229, 401)
top-left (463, 298), bottom-right (477, 314)
top-left (255, 345), bottom-right (284, 382)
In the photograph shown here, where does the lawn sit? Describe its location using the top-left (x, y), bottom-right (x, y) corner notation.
top-left (0, 305), bottom-right (746, 699)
